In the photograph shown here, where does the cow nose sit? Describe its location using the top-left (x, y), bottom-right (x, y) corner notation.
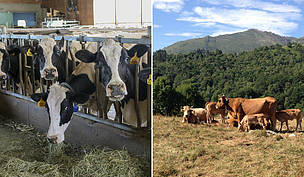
top-left (108, 84), bottom-right (126, 97)
top-left (47, 137), bottom-right (57, 144)
top-left (44, 68), bottom-right (57, 80)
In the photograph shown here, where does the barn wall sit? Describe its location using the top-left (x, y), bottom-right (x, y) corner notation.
top-left (40, 0), bottom-right (67, 14)
top-left (0, 90), bottom-right (151, 158)
top-left (78, 0), bottom-right (94, 25)
top-left (93, 0), bottom-right (152, 27)
top-left (0, 0), bottom-right (40, 4)
top-left (0, 12), bottom-right (13, 27)
top-left (0, 3), bottom-right (44, 27)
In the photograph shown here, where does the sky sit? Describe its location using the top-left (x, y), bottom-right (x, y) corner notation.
top-left (153, 0), bottom-right (304, 50)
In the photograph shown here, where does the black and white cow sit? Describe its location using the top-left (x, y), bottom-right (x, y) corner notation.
top-left (0, 42), bottom-right (7, 80)
top-left (20, 37), bottom-right (75, 83)
top-left (30, 62), bottom-right (110, 143)
top-left (0, 42), bottom-right (40, 93)
top-left (76, 39), bottom-right (150, 127)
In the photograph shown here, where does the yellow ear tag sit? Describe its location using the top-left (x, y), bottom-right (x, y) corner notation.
top-left (27, 49), bottom-right (33, 56)
top-left (147, 74), bottom-right (151, 85)
top-left (130, 52), bottom-right (139, 64)
top-left (37, 99), bottom-right (46, 107)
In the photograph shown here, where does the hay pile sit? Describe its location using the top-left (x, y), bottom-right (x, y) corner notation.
top-left (0, 120), bottom-right (149, 177)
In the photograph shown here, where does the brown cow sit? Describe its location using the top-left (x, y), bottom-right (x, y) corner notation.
top-left (181, 106), bottom-right (207, 124)
top-left (205, 102), bottom-right (227, 124)
top-left (216, 96), bottom-right (277, 131)
top-left (227, 112), bottom-right (238, 127)
top-left (238, 113), bottom-right (270, 132)
top-left (275, 109), bottom-right (302, 132)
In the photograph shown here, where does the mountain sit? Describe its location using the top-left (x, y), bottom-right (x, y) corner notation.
top-left (164, 29), bottom-right (303, 54)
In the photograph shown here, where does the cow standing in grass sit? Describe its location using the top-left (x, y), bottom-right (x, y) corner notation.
top-left (205, 101), bottom-right (227, 124)
top-left (275, 109), bottom-right (302, 132)
top-left (216, 96), bottom-right (277, 131)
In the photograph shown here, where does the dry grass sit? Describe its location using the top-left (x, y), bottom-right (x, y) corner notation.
top-left (153, 115), bottom-right (304, 177)
top-left (0, 119), bottom-right (149, 177)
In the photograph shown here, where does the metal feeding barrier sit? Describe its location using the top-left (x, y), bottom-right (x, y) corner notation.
top-left (0, 28), bottom-right (151, 132)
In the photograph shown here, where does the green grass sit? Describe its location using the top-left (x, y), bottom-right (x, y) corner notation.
top-left (153, 115), bottom-right (304, 177)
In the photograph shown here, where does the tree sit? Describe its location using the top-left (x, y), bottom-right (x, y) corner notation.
top-left (153, 76), bottom-right (182, 115)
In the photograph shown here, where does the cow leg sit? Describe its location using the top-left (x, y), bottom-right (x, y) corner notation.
top-left (271, 113), bottom-right (276, 131)
top-left (237, 113), bottom-right (242, 127)
top-left (286, 121), bottom-right (289, 132)
top-left (221, 113), bottom-right (225, 124)
top-left (296, 119), bottom-right (299, 132)
top-left (280, 122), bottom-right (283, 132)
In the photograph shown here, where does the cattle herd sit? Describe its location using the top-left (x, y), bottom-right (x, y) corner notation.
top-left (181, 95), bottom-right (303, 132)
top-left (0, 36), bottom-right (150, 144)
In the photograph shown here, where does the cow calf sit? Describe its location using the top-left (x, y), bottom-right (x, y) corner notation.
top-left (275, 109), bottom-right (302, 132)
top-left (181, 106), bottom-right (207, 124)
top-left (238, 114), bottom-right (270, 132)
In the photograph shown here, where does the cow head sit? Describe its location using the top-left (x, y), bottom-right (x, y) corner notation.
top-left (21, 37), bottom-right (65, 80)
top-left (31, 83), bottom-right (88, 144)
top-left (75, 39), bottom-right (149, 101)
top-left (216, 95), bottom-right (229, 109)
top-left (0, 43), bottom-right (21, 81)
top-left (182, 106), bottom-right (194, 123)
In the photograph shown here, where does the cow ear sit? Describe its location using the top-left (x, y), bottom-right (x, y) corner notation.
top-left (127, 44), bottom-right (149, 58)
top-left (59, 37), bottom-right (64, 49)
top-left (225, 98), bottom-right (229, 103)
top-left (139, 67), bottom-right (151, 84)
top-left (0, 48), bottom-right (7, 55)
top-left (31, 93), bottom-right (48, 102)
top-left (75, 50), bottom-right (97, 63)
top-left (19, 46), bottom-right (34, 55)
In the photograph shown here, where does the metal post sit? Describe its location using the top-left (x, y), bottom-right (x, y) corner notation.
top-left (95, 62), bottom-right (102, 120)
top-left (65, 39), bottom-right (69, 81)
top-left (147, 26), bottom-right (151, 129)
top-left (135, 63), bottom-right (141, 128)
top-left (19, 53), bottom-right (24, 95)
top-left (30, 40), bottom-right (36, 94)
top-left (147, 50), bottom-right (151, 129)
top-left (68, 40), bottom-right (76, 71)
top-left (115, 0), bottom-right (117, 26)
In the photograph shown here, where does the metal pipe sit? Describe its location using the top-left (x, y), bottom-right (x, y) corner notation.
top-left (135, 64), bottom-right (141, 127)
top-left (65, 39), bottom-right (69, 81)
top-left (18, 53), bottom-right (24, 95)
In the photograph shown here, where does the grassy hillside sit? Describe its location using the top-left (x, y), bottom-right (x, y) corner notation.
top-left (164, 29), bottom-right (301, 54)
top-left (154, 115), bottom-right (304, 177)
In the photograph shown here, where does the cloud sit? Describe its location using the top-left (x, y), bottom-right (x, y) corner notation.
top-left (210, 29), bottom-right (247, 37)
top-left (153, 0), bottom-right (184, 12)
top-left (293, 0), bottom-right (304, 4)
top-left (154, 24), bottom-right (162, 28)
top-left (177, 4), bottom-right (302, 36)
top-left (199, 0), bottom-right (301, 13)
top-left (164, 32), bottom-right (202, 37)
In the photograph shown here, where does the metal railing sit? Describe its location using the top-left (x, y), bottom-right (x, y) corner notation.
top-left (0, 28), bottom-right (151, 131)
